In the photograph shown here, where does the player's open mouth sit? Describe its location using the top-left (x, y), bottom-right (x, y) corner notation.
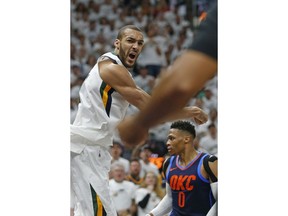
top-left (128, 53), bottom-right (136, 60)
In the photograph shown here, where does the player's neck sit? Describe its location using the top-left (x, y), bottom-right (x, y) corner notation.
top-left (179, 150), bottom-right (199, 166)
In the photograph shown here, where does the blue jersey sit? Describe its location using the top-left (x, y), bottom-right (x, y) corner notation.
top-left (166, 152), bottom-right (215, 216)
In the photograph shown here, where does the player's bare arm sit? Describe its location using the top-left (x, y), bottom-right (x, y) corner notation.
top-left (100, 58), bottom-right (209, 123)
top-left (200, 157), bottom-right (218, 183)
top-left (163, 106), bottom-right (208, 125)
top-left (135, 50), bottom-right (217, 127)
top-left (99, 59), bottom-right (150, 110)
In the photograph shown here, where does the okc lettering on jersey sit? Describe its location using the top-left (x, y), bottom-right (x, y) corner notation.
top-left (169, 174), bottom-right (196, 191)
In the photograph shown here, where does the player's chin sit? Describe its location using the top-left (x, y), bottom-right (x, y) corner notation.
top-left (168, 149), bottom-right (175, 155)
top-left (126, 62), bottom-right (135, 68)
top-left (126, 58), bottom-right (136, 67)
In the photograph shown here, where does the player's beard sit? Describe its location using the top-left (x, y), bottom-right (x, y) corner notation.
top-left (118, 45), bottom-right (136, 68)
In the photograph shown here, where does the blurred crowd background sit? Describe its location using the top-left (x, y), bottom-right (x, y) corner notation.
top-left (70, 1), bottom-right (217, 214)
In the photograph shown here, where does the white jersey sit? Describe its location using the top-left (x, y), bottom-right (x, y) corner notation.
top-left (71, 52), bottom-right (130, 153)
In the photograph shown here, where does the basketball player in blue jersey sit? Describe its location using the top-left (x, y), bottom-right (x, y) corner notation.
top-left (146, 120), bottom-right (218, 216)
top-left (70, 25), bottom-right (209, 216)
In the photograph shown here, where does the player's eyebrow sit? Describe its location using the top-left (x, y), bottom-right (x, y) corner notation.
top-left (127, 37), bottom-right (144, 43)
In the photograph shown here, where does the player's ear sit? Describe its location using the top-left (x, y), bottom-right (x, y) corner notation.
top-left (185, 134), bottom-right (195, 144)
top-left (184, 136), bottom-right (191, 144)
top-left (114, 39), bottom-right (120, 50)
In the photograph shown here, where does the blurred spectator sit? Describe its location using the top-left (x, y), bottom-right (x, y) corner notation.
top-left (98, 0), bottom-right (115, 18)
top-left (208, 107), bottom-right (218, 124)
top-left (193, 137), bottom-right (208, 153)
top-left (146, 138), bottom-right (167, 159)
top-left (109, 162), bottom-right (138, 216)
top-left (134, 66), bottom-right (155, 95)
top-left (194, 107), bottom-right (218, 140)
top-left (199, 123), bottom-right (218, 156)
top-left (137, 23), bottom-right (166, 77)
top-left (81, 54), bottom-right (97, 78)
top-left (133, 144), bottom-right (160, 178)
top-left (70, 98), bottom-right (78, 124)
top-left (126, 158), bottom-right (144, 186)
top-left (135, 171), bottom-right (165, 216)
top-left (70, 63), bottom-right (82, 86)
top-left (110, 140), bottom-right (130, 176)
top-left (202, 87), bottom-right (217, 111)
top-left (84, 19), bottom-right (99, 44)
top-left (133, 10), bottom-right (148, 30)
top-left (89, 2), bottom-right (101, 21)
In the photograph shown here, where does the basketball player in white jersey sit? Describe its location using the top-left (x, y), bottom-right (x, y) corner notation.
top-left (70, 25), bottom-right (209, 216)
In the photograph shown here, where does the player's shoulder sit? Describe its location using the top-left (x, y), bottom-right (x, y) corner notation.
top-left (202, 153), bottom-right (218, 182)
top-left (202, 153), bottom-right (218, 167)
top-left (99, 58), bottom-right (120, 70)
top-left (162, 155), bottom-right (172, 168)
top-left (99, 58), bottom-right (127, 79)
top-left (162, 155), bottom-right (176, 175)
top-left (203, 153), bottom-right (217, 163)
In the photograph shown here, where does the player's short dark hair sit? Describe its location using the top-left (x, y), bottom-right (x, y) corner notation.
top-left (117, 25), bottom-right (142, 40)
top-left (170, 120), bottom-right (196, 138)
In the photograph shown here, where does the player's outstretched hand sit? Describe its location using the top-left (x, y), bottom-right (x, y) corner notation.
top-left (117, 116), bottom-right (149, 146)
top-left (188, 106), bottom-right (208, 125)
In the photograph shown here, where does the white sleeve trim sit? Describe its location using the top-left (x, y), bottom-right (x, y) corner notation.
top-left (210, 182), bottom-right (217, 200)
top-left (206, 182), bottom-right (218, 216)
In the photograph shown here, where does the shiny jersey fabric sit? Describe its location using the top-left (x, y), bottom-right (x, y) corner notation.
top-left (166, 153), bottom-right (215, 216)
top-left (71, 52), bottom-right (130, 153)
